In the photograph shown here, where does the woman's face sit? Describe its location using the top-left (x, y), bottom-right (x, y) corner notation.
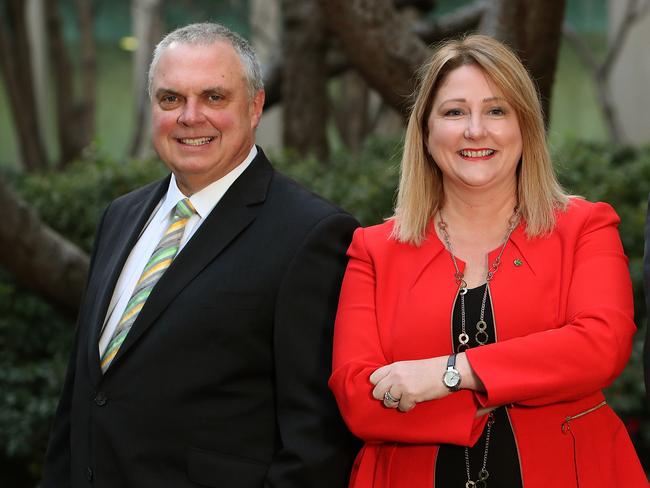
top-left (425, 64), bottom-right (522, 194)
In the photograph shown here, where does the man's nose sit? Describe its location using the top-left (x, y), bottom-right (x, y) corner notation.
top-left (177, 100), bottom-right (206, 126)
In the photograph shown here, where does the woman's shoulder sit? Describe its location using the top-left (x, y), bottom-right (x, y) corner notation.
top-left (351, 220), bottom-right (396, 248)
top-left (351, 219), bottom-right (442, 262)
top-left (554, 196), bottom-right (620, 232)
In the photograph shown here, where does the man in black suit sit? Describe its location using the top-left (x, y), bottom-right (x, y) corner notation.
top-left (42, 22), bottom-right (359, 487)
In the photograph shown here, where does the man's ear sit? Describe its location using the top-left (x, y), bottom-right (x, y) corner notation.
top-left (250, 89), bottom-right (265, 129)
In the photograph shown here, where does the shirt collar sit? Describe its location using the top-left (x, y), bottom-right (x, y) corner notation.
top-left (160, 145), bottom-right (258, 221)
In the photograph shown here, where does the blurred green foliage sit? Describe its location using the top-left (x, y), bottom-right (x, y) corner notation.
top-left (273, 138), bottom-right (402, 226)
top-left (0, 156), bottom-right (167, 485)
top-left (556, 141), bottom-right (650, 455)
top-left (1, 138), bottom-right (649, 485)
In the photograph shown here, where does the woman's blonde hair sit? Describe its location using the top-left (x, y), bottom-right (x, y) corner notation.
top-left (391, 34), bottom-right (568, 245)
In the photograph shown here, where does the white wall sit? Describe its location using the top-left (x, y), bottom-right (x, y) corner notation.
top-left (609, 1), bottom-right (650, 144)
top-left (250, 0), bottom-right (283, 152)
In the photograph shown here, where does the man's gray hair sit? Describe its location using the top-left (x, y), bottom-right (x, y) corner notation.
top-left (147, 22), bottom-right (264, 99)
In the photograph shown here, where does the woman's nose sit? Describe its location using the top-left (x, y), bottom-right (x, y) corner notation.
top-left (464, 115), bottom-right (487, 139)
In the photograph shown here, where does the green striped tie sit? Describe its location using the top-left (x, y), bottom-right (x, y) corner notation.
top-left (100, 198), bottom-right (196, 373)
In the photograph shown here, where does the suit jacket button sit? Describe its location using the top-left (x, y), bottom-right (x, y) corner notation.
top-left (86, 466), bottom-right (94, 481)
top-left (94, 392), bottom-right (107, 406)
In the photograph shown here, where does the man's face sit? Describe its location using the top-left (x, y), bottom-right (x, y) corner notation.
top-left (150, 41), bottom-right (265, 195)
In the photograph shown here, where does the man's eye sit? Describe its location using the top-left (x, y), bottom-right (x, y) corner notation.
top-left (207, 94), bottom-right (222, 102)
top-left (160, 95), bottom-right (179, 106)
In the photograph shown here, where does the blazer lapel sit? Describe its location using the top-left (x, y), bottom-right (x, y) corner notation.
top-left (106, 152), bottom-right (273, 371)
top-left (87, 177), bottom-right (169, 384)
top-left (407, 222), bottom-right (448, 290)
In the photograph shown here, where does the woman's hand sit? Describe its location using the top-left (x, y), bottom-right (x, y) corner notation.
top-left (476, 406), bottom-right (497, 417)
top-left (369, 357), bottom-right (450, 412)
top-left (369, 353), bottom-right (486, 412)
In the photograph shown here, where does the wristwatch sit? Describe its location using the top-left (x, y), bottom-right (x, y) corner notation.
top-left (442, 354), bottom-right (462, 391)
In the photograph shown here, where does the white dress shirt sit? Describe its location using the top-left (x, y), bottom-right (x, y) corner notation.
top-left (98, 145), bottom-right (258, 355)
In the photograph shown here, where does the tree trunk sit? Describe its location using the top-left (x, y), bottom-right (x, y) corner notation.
top-left (281, 0), bottom-right (329, 159)
top-left (45, 0), bottom-right (96, 167)
top-left (413, 1), bottom-right (486, 43)
top-left (26, 0), bottom-right (50, 143)
top-left (0, 0), bottom-right (49, 171)
top-left (45, 0), bottom-right (79, 165)
top-left (332, 72), bottom-right (371, 153)
top-left (75, 0), bottom-right (97, 156)
top-left (0, 177), bottom-right (89, 315)
top-left (129, 0), bottom-right (164, 159)
top-left (319, 0), bottom-right (431, 118)
top-left (320, 0), bottom-right (565, 126)
top-left (479, 0), bottom-right (566, 126)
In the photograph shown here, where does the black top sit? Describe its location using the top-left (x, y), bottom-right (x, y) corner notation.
top-left (435, 284), bottom-right (523, 488)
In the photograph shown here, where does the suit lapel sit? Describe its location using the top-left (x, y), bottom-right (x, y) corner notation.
top-left (105, 152), bottom-right (273, 372)
top-left (87, 177), bottom-right (169, 384)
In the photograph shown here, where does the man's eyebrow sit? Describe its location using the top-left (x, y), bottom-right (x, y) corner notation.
top-left (154, 88), bottom-right (180, 98)
top-left (153, 86), bottom-right (232, 98)
top-left (201, 86), bottom-right (230, 96)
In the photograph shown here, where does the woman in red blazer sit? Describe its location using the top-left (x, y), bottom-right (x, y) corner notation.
top-left (330, 35), bottom-right (649, 487)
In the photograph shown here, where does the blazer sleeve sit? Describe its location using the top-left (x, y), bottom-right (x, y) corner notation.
top-left (264, 212), bottom-right (361, 488)
top-left (466, 202), bottom-right (637, 407)
top-left (41, 203), bottom-right (110, 487)
top-left (329, 227), bottom-right (487, 447)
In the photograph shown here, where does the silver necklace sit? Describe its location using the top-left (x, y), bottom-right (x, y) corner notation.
top-left (437, 208), bottom-right (520, 352)
top-left (437, 207), bottom-right (519, 488)
top-left (464, 411), bottom-right (495, 488)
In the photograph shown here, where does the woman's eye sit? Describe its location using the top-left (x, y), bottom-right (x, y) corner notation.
top-left (488, 107), bottom-right (505, 116)
top-left (444, 108), bottom-right (464, 117)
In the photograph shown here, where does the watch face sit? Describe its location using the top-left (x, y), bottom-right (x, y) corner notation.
top-left (443, 369), bottom-right (461, 388)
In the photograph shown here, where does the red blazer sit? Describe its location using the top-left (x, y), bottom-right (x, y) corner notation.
top-left (330, 198), bottom-right (649, 488)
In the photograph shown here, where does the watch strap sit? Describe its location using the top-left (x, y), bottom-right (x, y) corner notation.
top-left (446, 353), bottom-right (457, 369)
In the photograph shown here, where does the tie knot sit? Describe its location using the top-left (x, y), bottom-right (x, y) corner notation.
top-left (174, 198), bottom-right (196, 219)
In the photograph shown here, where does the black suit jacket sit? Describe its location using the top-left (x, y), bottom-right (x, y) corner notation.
top-left (42, 149), bottom-right (360, 487)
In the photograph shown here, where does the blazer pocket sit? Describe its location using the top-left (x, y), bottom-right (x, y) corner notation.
top-left (187, 446), bottom-right (268, 487)
top-left (561, 401), bottom-right (616, 487)
top-left (200, 292), bottom-right (266, 311)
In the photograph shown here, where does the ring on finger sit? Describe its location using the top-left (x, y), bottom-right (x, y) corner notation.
top-left (383, 390), bottom-right (400, 404)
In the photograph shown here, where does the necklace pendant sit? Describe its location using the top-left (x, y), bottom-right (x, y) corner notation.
top-left (475, 330), bottom-right (489, 345)
top-left (458, 331), bottom-right (470, 353)
top-left (475, 320), bottom-right (488, 345)
top-left (465, 481), bottom-right (476, 488)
